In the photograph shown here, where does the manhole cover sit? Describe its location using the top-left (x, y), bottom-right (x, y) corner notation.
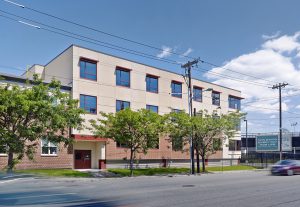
top-left (182, 185), bottom-right (195, 188)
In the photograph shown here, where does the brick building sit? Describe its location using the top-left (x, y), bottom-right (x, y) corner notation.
top-left (0, 45), bottom-right (242, 169)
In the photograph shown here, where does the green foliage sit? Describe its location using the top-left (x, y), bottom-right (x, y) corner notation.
top-left (165, 110), bottom-right (244, 172)
top-left (108, 167), bottom-right (189, 176)
top-left (90, 108), bottom-right (164, 176)
top-left (0, 75), bottom-right (85, 171)
top-left (16, 169), bottom-right (91, 177)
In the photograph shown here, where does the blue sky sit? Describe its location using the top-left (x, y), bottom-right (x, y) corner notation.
top-left (1, 0), bottom-right (300, 133)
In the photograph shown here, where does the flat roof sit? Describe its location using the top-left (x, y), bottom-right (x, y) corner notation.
top-left (42, 44), bottom-right (241, 93)
top-left (0, 72), bottom-right (72, 91)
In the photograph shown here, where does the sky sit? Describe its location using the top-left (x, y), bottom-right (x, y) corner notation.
top-left (1, 0), bottom-right (300, 133)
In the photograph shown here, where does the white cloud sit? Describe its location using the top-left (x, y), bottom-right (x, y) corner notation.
top-left (204, 32), bottom-right (300, 114)
top-left (181, 48), bottom-right (193, 57)
top-left (156, 46), bottom-right (172, 58)
top-left (262, 31), bottom-right (281, 40)
top-left (262, 32), bottom-right (300, 53)
top-left (296, 105), bottom-right (300, 109)
top-left (269, 115), bottom-right (276, 119)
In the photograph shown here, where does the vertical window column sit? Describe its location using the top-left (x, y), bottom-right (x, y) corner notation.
top-left (171, 81), bottom-right (182, 98)
top-left (116, 67), bottom-right (130, 87)
top-left (80, 95), bottom-right (97, 114)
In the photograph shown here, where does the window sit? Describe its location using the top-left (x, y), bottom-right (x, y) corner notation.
top-left (146, 105), bottom-right (158, 113)
top-left (171, 81), bottom-right (182, 98)
top-left (0, 145), bottom-right (6, 155)
top-left (212, 91), bottom-right (220, 106)
top-left (80, 58), bottom-right (97, 81)
top-left (116, 67), bottom-right (130, 87)
top-left (172, 109), bottom-right (182, 113)
top-left (80, 95), bottom-right (97, 114)
top-left (229, 140), bottom-right (241, 151)
top-left (146, 75), bottom-right (158, 93)
top-left (193, 87), bottom-right (202, 102)
top-left (116, 100), bottom-right (130, 112)
top-left (172, 137), bottom-right (183, 151)
top-left (228, 96), bottom-right (241, 110)
top-left (41, 139), bottom-right (58, 155)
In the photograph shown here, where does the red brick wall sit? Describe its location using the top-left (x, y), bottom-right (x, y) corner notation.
top-left (106, 135), bottom-right (223, 161)
top-left (0, 142), bottom-right (73, 170)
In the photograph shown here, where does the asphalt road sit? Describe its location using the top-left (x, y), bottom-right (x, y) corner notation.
top-left (1, 170), bottom-right (300, 207)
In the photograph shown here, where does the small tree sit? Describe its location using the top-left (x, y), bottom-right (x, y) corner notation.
top-left (0, 76), bottom-right (85, 172)
top-left (193, 111), bottom-right (242, 172)
top-left (90, 108), bottom-right (164, 176)
top-left (165, 111), bottom-right (242, 173)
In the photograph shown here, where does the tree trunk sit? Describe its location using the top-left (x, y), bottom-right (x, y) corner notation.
top-left (7, 151), bottom-right (14, 174)
top-left (201, 155), bottom-right (206, 173)
top-left (129, 149), bottom-right (134, 177)
top-left (196, 149), bottom-right (200, 173)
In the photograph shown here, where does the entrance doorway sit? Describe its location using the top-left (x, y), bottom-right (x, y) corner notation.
top-left (74, 150), bottom-right (91, 169)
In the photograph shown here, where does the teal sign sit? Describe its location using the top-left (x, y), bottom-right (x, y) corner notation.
top-left (256, 135), bottom-right (279, 151)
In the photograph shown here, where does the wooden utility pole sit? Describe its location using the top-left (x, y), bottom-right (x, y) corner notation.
top-left (272, 83), bottom-right (288, 161)
top-left (181, 59), bottom-right (200, 174)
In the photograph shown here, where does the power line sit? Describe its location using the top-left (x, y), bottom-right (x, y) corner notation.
top-left (193, 67), bottom-right (271, 87)
top-left (0, 12), bottom-right (181, 66)
top-left (0, 12), bottom-right (277, 90)
top-left (2, 0), bottom-right (281, 87)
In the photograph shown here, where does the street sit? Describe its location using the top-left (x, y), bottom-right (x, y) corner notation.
top-left (1, 171), bottom-right (300, 207)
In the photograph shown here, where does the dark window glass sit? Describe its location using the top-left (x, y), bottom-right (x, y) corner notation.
top-left (116, 100), bottom-right (130, 112)
top-left (0, 145), bottom-right (6, 154)
top-left (41, 139), bottom-right (58, 155)
top-left (212, 91), bottom-right (220, 106)
top-left (172, 109), bottom-right (182, 113)
top-left (171, 81), bottom-right (182, 98)
top-left (116, 68), bottom-right (130, 87)
top-left (80, 95), bottom-right (97, 114)
top-left (229, 140), bottom-right (241, 151)
top-left (80, 59), bottom-right (97, 80)
top-left (146, 75), bottom-right (158, 93)
top-left (229, 96), bottom-right (241, 110)
top-left (193, 87), bottom-right (202, 102)
top-left (146, 105), bottom-right (158, 113)
top-left (172, 137), bottom-right (183, 151)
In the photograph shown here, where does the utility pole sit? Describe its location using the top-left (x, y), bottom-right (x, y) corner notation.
top-left (181, 59), bottom-right (200, 175)
top-left (244, 118), bottom-right (248, 161)
top-left (272, 82), bottom-right (288, 161)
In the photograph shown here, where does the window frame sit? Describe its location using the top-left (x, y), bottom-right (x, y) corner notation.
top-left (41, 139), bottom-right (58, 156)
top-left (80, 94), bottom-right (97, 114)
top-left (228, 95), bottom-right (241, 110)
top-left (212, 91), bottom-right (221, 106)
top-left (146, 104), bottom-right (159, 113)
top-left (146, 74), bottom-right (159, 93)
top-left (79, 57), bottom-right (97, 81)
top-left (171, 81), bottom-right (182, 98)
top-left (0, 145), bottom-right (7, 156)
top-left (116, 66), bottom-right (131, 88)
top-left (193, 86), bottom-right (203, 102)
top-left (116, 100), bottom-right (130, 112)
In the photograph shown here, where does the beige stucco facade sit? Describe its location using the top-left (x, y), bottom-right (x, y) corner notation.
top-left (23, 45), bottom-right (242, 169)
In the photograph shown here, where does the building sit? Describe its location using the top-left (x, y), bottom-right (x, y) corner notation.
top-left (0, 73), bottom-right (74, 169)
top-left (1, 45), bottom-right (242, 169)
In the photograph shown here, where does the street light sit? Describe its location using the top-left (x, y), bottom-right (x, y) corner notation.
top-left (244, 118), bottom-right (248, 162)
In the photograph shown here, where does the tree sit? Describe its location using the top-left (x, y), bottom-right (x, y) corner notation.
top-left (192, 111), bottom-right (242, 172)
top-left (165, 110), bottom-right (242, 173)
top-left (0, 76), bottom-right (85, 172)
top-left (90, 108), bottom-right (164, 176)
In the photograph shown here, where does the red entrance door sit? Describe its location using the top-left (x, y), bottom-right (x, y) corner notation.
top-left (74, 150), bottom-right (92, 169)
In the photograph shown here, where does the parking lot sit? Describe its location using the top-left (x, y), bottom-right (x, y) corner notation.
top-left (1, 170), bottom-right (300, 207)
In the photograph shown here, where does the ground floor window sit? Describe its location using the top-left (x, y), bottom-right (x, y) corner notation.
top-left (41, 139), bottom-right (58, 155)
top-left (229, 140), bottom-right (241, 151)
top-left (0, 145), bottom-right (6, 155)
